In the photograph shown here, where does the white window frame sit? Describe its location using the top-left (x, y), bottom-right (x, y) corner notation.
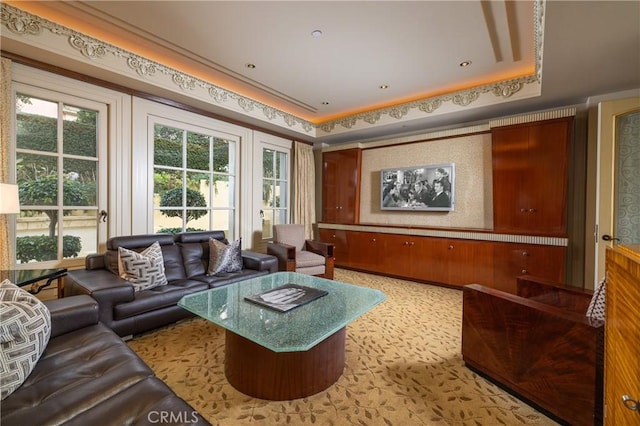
top-left (132, 97), bottom-right (251, 240)
top-left (9, 64), bottom-right (128, 266)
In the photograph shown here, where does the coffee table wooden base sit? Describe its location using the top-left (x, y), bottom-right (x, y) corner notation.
top-left (225, 327), bottom-right (346, 400)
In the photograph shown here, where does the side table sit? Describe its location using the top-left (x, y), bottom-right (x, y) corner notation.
top-left (0, 268), bottom-right (68, 299)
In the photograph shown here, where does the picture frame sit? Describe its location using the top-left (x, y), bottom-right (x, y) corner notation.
top-left (381, 163), bottom-right (455, 211)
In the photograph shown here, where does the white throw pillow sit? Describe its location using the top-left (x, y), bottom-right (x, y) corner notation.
top-left (0, 280), bottom-right (51, 400)
top-left (118, 241), bottom-right (168, 291)
top-left (207, 238), bottom-right (243, 275)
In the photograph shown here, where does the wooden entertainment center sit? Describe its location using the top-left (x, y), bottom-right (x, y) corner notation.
top-left (319, 116), bottom-right (573, 293)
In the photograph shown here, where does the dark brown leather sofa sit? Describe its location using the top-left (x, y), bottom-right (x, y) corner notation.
top-left (64, 231), bottom-right (277, 337)
top-left (1, 295), bottom-right (210, 426)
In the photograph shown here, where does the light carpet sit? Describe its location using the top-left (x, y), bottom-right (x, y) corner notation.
top-left (128, 269), bottom-right (559, 426)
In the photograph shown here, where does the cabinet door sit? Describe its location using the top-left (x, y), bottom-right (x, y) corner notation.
top-left (493, 242), bottom-right (566, 293)
top-left (523, 244), bottom-right (566, 283)
top-left (527, 119), bottom-right (571, 234)
top-left (605, 247), bottom-right (640, 426)
top-left (347, 231), bottom-right (382, 272)
top-left (492, 118), bottom-right (571, 235)
top-left (447, 239), bottom-right (494, 287)
top-left (380, 233), bottom-right (416, 279)
top-left (412, 236), bottom-right (450, 284)
top-left (336, 149), bottom-right (361, 224)
top-left (492, 126), bottom-right (530, 232)
top-left (319, 229), bottom-right (348, 266)
top-left (322, 153), bottom-right (340, 223)
top-left (322, 149), bottom-right (361, 224)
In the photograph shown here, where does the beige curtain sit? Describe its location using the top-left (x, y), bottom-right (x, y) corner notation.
top-left (1, 58), bottom-right (13, 270)
top-left (293, 141), bottom-right (316, 240)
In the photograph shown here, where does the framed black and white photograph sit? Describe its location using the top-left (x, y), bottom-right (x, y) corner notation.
top-left (381, 163), bottom-right (455, 211)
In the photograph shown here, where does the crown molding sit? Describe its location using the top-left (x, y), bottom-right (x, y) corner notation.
top-left (1, 3), bottom-right (315, 136)
top-left (1, 1), bottom-right (546, 139)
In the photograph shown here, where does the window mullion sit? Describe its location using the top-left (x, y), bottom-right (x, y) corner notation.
top-left (209, 135), bottom-right (214, 230)
top-left (182, 129), bottom-right (188, 229)
top-left (57, 101), bottom-right (65, 260)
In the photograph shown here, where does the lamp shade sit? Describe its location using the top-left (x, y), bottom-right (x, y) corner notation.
top-left (0, 183), bottom-right (20, 214)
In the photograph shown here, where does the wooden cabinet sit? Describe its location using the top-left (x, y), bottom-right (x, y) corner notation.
top-left (380, 234), bottom-right (432, 281)
top-left (492, 118), bottom-right (572, 235)
top-left (346, 231), bottom-right (384, 273)
top-left (492, 242), bottom-right (566, 293)
top-left (447, 239), bottom-right (494, 287)
top-left (321, 229), bottom-right (495, 288)
top-left (318, 229), bottom-right (348, 265)
top-left (604, 245), bottom-right (640, 426)
top-left (322, 149), bottom-right (361, 224)
top-left (320, 228), bottom-right (564, 292)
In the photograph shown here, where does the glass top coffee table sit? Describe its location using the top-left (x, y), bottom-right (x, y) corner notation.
top-left (179, 272), bottom-right (385, 400)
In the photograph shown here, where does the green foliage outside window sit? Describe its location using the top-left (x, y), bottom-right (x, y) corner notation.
top-left (17, 112), bottom-right (97, 161)
top-left (18, 175), bottom-right (91, 238)
top-left (153, 125), bottom-right (230, 194)
top-left (15, 109), bottom-right (97, 262)
top-left (16, 235), bottom-right (82, 263)
top-left (159, 187), bottom-right (207, 224)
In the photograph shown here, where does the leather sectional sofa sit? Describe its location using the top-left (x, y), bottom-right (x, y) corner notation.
top-left (1, 295), bottom-right (210, 425)
top-left (64, 231), bottom-right (277, 337)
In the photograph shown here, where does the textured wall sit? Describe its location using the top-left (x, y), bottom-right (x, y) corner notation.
top-left (360, 133), bottom-right (493, 229)
top-left (616, 111), bottom-right (640, 244)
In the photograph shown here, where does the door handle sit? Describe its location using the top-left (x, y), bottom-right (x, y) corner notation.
top-left (98, 210), bottom-right (108, 223)
top-left (602, 234), bottom-right (620, 242)
top-left (622, 395), bottom-right (639, 411)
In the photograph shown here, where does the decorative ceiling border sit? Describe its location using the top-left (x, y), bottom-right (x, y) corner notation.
top-left (0, 3), bottom-right (315, 134)
top-left (319, 0), bottom-right (545, 133)
top-left (1, 1), bottom-right (545, 137)
top-left (317, 75), bottom-right (538, 133)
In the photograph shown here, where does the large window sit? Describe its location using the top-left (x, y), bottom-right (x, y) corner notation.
top-left (152, 123), bottom-right (237, 235)
top-left (14, 91), bottom-right (105, 266)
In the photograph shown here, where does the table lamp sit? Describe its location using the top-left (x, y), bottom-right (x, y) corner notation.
top-left (0, 183), bottom-right (20, 214)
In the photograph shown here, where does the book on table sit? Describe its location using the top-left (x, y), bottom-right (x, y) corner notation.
top-left (244, 283), bottom-right (328, 312)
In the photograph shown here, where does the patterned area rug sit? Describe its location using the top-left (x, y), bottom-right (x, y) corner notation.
top-left (128, 270), bottom-right (559, 425)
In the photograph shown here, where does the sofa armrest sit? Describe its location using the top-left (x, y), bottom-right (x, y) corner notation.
top-left (65, 269), bottom-right (135, 328)
top-left (267, 242), bottom-right (296, 272)
top-left (241, 250), bottom-right (278, 273)
top-left (45, 295), bottom-right (99, 338)
top-left (305, 240), bottom-right (334, 258)
top-left (516, 275), bottom-right (593, 314)
top-left (85, 253), bottom-right (106, 270)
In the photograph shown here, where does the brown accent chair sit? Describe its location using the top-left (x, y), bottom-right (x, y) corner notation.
top-left (462, 276), bottom-right (604, 426)
top-left (267, 224), bottom-right (335, 279)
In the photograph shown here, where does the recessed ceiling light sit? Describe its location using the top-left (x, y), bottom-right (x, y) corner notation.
top-left (459, 61), bottom-right (472, 67)
top-left (246, 63), bottom-right (256, 69)
top-left (321, 101), bottom-right (329, 105)
top-left (379, 84), bottom-right (389, 89)
top-left (311, 30), bottom-right (323, 38)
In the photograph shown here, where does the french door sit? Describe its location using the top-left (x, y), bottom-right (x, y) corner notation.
top-left (12, 83), bottom-right (107, 268)
top-left (252, 132), bottom-right (292, 253)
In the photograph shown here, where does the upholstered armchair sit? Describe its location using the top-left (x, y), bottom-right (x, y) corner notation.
top-left (462, 276), bottom-right (604, 426)
top-left (267, 224), bottom-right (335, 279)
